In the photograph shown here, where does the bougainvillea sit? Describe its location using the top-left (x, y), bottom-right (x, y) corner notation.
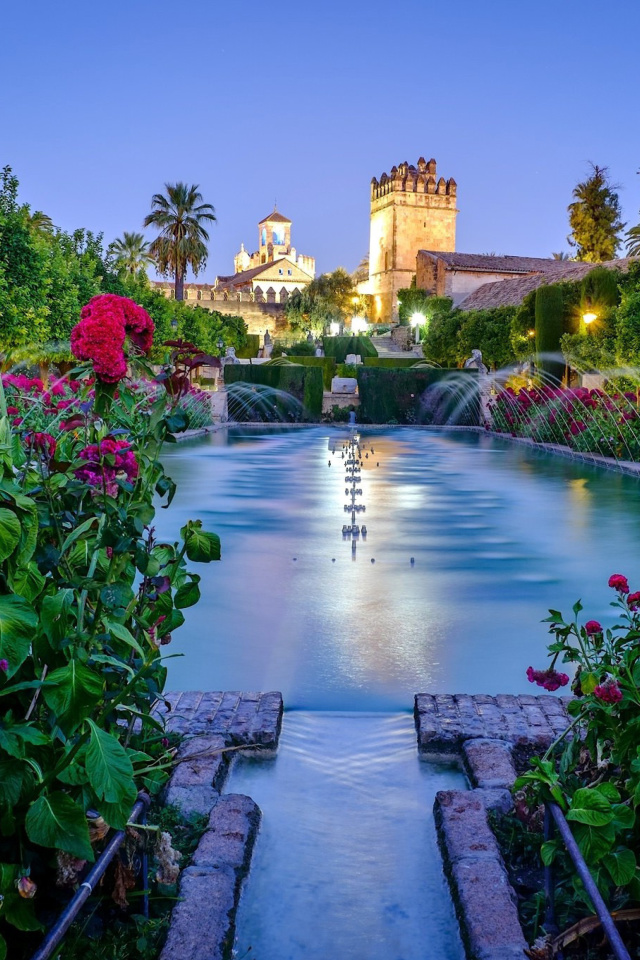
top-left (70, 293), bottom-right (154, 383)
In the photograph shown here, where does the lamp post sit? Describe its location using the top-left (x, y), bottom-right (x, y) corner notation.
top-left (582, 311), bottom-right (597, 335)
top-left (217, 337), bottom-right (224, 356)
top-left (410, 312), bottom-right (425, 343)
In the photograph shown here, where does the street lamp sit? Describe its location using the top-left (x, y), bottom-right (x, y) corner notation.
top-left (410, 312), bottom-right (425, 343)
top-left (582, 311), bottom-right (597, 335)
top-left (217, 337), bottom-right (224, 355)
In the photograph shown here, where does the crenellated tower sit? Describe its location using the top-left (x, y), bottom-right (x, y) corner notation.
top-left (364, 157), bottom-right (458, 322)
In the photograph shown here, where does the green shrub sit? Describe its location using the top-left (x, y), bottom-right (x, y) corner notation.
top-left (323, 404), bottom-right (356, 423)
top-left (363, 357), bottom-right (423, 369)
top-left (356, 367), bottom-right (479, 425)
top-left (235, 333), bottom-right (260, 359)
top-left (336, 363), bottom-right (357, 378)
top-left (224, 363), bottom-right (323, 421)
top-left (322, 336), bottom-right (377, 363)
top-left (535, 284), bottom-right (566, 382)
top-left (284, 355), bottom-right (336, 390)
top-left (272, 339), bottom-right (316, 357)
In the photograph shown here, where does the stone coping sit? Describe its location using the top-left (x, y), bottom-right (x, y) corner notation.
top-left (157, 692), bottom-right (283, 959)
top-left (417, 694), bottom-right (572, 960)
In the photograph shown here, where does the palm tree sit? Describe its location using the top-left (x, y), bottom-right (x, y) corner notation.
top-left (626, 225), bottom-right (640, 257)
top-left (552, 251), bottom-right (571, 260)
top-left (143, 183), bottom-right (216, 300)
top-left (28, 210), bottom-right (55, 234)
top-left (108, 231), bottom-right (154, 276)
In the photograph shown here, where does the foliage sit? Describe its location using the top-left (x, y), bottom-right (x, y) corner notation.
top-left (535, 284), bottom-right (566, 382)
top-left (396, 290), bottom-right (452, 328)
top-left (457, 306), bottom-right (518, 371)
top-left (107, 233), bottom-right (154, 278)
top-left (488, 383), bottom-right (640, 460)
top-left (282, 356), bottom-right (336, 390)
top-left (0, 295), bottom-right (220, 958)
top-left (322, 336), bottom-right (377, 364)
top-left (514, 576), bottom-right (640, 925)
top-left (284, 269), bottom-right (355, 334)
top-left (336, 363), bottom-right (357, 378)
top-left (143, 183), bottom-right (216, 301)
top-left (272, 339), bottom-right (316, 357)
top-left (567, 164), bottom-right (625, 262)
top-left (422, 303), bottom-right (463, 367)
top-left (356, 367), bottom-right (479, 425)
top-left (322, 404), bottom-right (356, 423)
top-left (234, 334), bottom-right (260, 359)
top-left (363, 357), bottom-right (423, 369)
top-left (614, 264), bottom-right (640, 367)
top-left (224, 363), bottom-right (323, 421)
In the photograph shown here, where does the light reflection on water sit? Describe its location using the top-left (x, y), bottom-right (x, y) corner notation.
top-left (158, 427), bottom-right (640, 710)
top-left (228, 712), bottom-right (466, 960)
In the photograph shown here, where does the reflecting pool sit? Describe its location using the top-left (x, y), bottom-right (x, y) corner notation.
top-left (159, 427), bottom-right (640, 710)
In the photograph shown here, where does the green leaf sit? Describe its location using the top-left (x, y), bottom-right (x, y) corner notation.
top-left (95, 781), bottom-right (138, 830)
top-left (100, 582), bottom-right (134, 613)
top-left (612, 802), bottom-right (635, 830)
top-left (165, 409), bottom-right (189, 433)
top-left (0, 507), bottom-right (21, 562)
top-left (572, 821), bottom-right (616, 863)
top-left (566, 788), bottom-right (615, 827)
top-left (40, 589), bottom-right (74, 645)
top-left (25, 792), bottom-right (93, 860)
top-left (103, 619), bottom-right (145, 658)
top-left (603, 848), bottom-right (637, 886)
top-left (580, 671), bottom-right (599, 695)
top-left (10, 563), bottom-right (46, 603)
top-left (541, 840), bottom-right (559, 866)
top-left (596, 782), bottom-right (621, 802)
top-left (174, 576), bottom-right (201, 609)
top-left (0, 933), bottom-right (7, 960)
top-left (60, 516), bottom-right (98, 555)
top-left (0, 595), bottom-right (38, 678)
top-left (43, 661), bottom-right (103, 733)
top-left (181, 521), bottom-right (221, 563)
top-left (85, 720), bottom-right (134, 804)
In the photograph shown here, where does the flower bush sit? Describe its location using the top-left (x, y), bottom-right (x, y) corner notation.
top-left (0, 295), bottom-right (220, 957)
top-left (488, 384), bottom-right (640, 461)
top-left (515, 574), bottom-right (640, 929)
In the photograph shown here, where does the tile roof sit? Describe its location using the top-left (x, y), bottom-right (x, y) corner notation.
top-left (418, 250), bottom-right (574, 275)
top-left (215, 257), bottom-right (311, 290)
top-left (258, 209), bottom-right (292, 224)
top-left (458, 257), bottom-right (639, 310)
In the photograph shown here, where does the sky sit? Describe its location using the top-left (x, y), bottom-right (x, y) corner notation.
top-left (2, 0), bottom-right (639, 280)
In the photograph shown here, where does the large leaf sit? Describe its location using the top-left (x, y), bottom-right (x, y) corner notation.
top-left (103, 619), bottom-right (145, 658)
top-left (572, 821), bottom-right (616, 863)
top-left (181, 521), bottom-right (221, 563)
top-left (603, 848), bottom-right (637, 886)
top-left (0, 595), bottom-right (37, 678)
top-left (566, 787), bottom-right (615, 827)
top-left (95, 780), bottom-right (138, 830)
top-left (60, 516), bottom-right (99, 555)
top-left (0, 507), bottom-right (21, 562)
top-left (25, 792), bottom-right (93, 860)
top-left (85, 720), bottom-right (134, 804)
top-left (10, 563), bottom-right (46, 603)
top-left (40, 589), bottom-right (74, 646)
top-left (174, 576), bottom-right (201, 609)
top-left (43, 661), bottom-right (104, 733)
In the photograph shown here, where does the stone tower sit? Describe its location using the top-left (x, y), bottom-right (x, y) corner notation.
top-left (258, 210), bottom-right (292, 264)
top-left (366, 157), bottom-right (458, 322)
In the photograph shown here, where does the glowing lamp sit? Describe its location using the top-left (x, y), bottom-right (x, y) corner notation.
top-left (351, 317), bottom-right (368, 334)
top-left (582, 312), bottom-right (597, 324)
top-left (410, 312), bottom-right (425, 327)
top-left (329, 321), bottom-right (340, 336)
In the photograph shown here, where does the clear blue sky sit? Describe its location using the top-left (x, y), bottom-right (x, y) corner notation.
top-left (2, 0), bottom-right (639, 279)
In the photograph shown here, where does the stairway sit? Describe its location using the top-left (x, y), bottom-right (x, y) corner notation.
top-left (370, 335), bottom-right (422, 359)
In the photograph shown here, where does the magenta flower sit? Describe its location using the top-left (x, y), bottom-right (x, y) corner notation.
top-left (594, 679), bottom-right (623, 704)
top-left (584, 620), bottom-right (603, 636)
top-left (527, 666), bottom-right (570, 692)
top-left (0, 659), bottom-right (8, 672)
top-left (608, 574), bottom-right (629, 593)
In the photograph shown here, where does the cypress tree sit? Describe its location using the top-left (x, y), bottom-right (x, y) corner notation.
top-left (567, 164), bottom-right (624, 262)
top-left (535, 284), bottom-right (565, 383)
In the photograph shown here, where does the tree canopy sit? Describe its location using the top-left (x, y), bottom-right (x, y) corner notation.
top-left (567, 164), bottom-right (625, 262)
top-left (284, 268), bottom-right (356, 334)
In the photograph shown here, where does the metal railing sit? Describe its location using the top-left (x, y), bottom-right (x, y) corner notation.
top-left (30, 792), bottom-right (151, 960)
top-left (544, 801), bottom-right (632, 960)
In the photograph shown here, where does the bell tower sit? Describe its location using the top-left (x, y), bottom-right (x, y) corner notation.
top-left (258, 209), bottom-right (292, 264)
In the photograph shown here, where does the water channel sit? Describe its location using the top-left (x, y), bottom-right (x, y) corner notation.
top-left (157, 427), bottom-right (640, 958)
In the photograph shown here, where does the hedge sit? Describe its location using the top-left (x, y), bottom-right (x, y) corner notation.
top-left (363, 357), bottom-right (423, 369)
top-left (322, 336), bottom-right (378, 363)
top-left (284, 355), bottom-right (336, 390)
top-left (235, 333), bottom-right (260, 359)
top-left (356, 367), bottom-right (480, 425)
top-left (224, 362), bottom-right (323, 421)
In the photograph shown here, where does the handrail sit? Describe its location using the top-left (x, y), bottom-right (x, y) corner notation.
top-left (545, 801), bottom-right (632, 960)
top-left (30, 792), bottom-right (151, 960)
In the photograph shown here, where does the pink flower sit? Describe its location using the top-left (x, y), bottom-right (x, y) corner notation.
top-left (527, 666), bottom-right (570, 692)
top-left (26, 432), bottom-right (56, 459)
top-left (608, 574), bottom-right (629, 593)
top-left (594, 679), bottom-right (623, 704)
top-left (0, 659), bottom-right (8, 672)
top-left (70, 294), bottom-right (154, 383)
top-left (627, 591), bottom-right (640, 610)
top-left (585, 620), bottom-right (602, 636)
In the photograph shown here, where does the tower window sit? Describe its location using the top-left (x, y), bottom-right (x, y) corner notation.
top-left (273, 227), bottom-right (285, 245)
top-left (384, 252), bottom-right (388, 271)
top-left (261, 227), bottom-right (267, 246)
top-left (278, 268), bottom-right (283, 275)
top-left (287, 268), bottom-right (292, 275)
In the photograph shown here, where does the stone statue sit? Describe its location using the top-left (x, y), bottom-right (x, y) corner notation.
top-left (223, 346), bottom-right (240, 365)
top-left (314, 339), bottom-right (324, 358)
top-left (263, 330), bottom-right (273, 359)
top-left (464, 349), bottom-right (488, 376)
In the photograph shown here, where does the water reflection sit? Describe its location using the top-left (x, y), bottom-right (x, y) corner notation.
top-left (158, 427), bottom-right (640, 709)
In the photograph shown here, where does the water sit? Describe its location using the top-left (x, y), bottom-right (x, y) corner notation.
top-left (159, 426), bottom-right (640, 709)
top-left (156, 426), bottom-right (640, 958)
top-left (228, 713), bottom-right (465, 960)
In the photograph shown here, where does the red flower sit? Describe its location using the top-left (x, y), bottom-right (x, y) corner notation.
top-left (628, 591), bottom-right (640, 610)
top-left (26, 432), bottom-right (56, 459)
top-left (75, 436), bottom-right (139, 496)
top-left (527, 666), bottom-right (570, 691)
top-left (594, 679), bottom-right (623, 704)
top-left (584, 620), bottom-right (602, 636)
top-left (608, 574), bottom-right (629, 593)
top-left (70, 294), bottom-right (154, 383)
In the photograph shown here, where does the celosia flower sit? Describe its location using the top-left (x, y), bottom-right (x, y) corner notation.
top-left (584, 620), bottom-right (602, 636)
top-left (70, 294), bottom-right (154, 383)
top-left (594, 679), bottom-right (623, 704)
top-left (608, 574), bottom-right (629, 593)
top-left (17, 876), bottom-right (37, 899)
top-left (527, 666), bottom-right (570, 691)
top-left (628, 591), bottom-right (640, 610)
top-left (0, 659), bottom-right (8, 672)
top-left (26, 432), bottom-right (56, 459)
top-left (75, 437), bottom-right (139, 497)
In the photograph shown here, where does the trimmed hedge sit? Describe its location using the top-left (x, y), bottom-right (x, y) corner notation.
top-left (322, 336), bottom-right (378, 363)
top-left (224, 362), bottom-right (323, 421)
top-left (363, 357), bottom-right (423, 369)
top-left (235, 333), bottom-right (260, 359)
top-left (356, 367), bottom-right (480, 425)
top-left (284, 355), bottom-right (336, 390)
